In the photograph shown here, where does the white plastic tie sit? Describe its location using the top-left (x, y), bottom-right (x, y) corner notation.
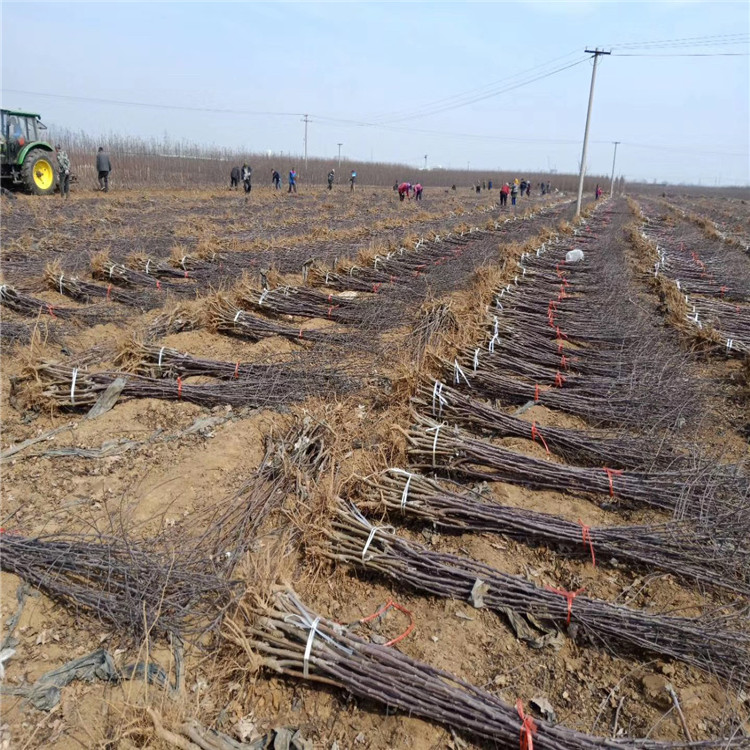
top-left (473, 348), bottom-right (480, 372)
top-left (361, 523), bottom-right (394, 562)
top-left (426, 423), bottom-right (443, 467)
top-left (488, 333), bottom-right (499, 353)
top-left (59, 275), bottom-right (64, 294)
top-left (454, 360), bottom-right (470, 387)
top-left (258, 289), bottom-right (269, 306)
top-left (158, 346), bottom-right (165, 371)
top-left (233, 310), bottom-right (242, 322)
top-left (302, 616), bottom-right (320, 678)
top-left (181, 256), bottom-right (187, 270)
top-left (432, 380), bottom-right (447, 417)
top-left (70, 368), bottom-right (79, 406)
top-left (727, 339), bottom-right (733, 351)
top-left (145, 259), bottom-right (151, 275)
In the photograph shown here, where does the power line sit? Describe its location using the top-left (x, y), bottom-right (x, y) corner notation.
top-left (0, 89), bottom-right (305, 118)
top-left (612, 52), bottom-right (748, 57)
top-left (364, 49), bottom-right (583, 123)
top-left (607, 32), bottom-right (749, 50)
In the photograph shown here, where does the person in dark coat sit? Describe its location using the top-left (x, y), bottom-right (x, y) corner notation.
top-left (230, 166), bottom-right (241, 189)
top-left (96, 147), bottom-right (112, 192)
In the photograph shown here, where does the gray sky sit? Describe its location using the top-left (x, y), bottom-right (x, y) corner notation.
top-left (2, 1), bottom-right (748, 185)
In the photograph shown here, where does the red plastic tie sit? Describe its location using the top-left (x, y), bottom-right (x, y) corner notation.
top-left (560, 354), bottom-right (569, 370)
top-left (546, 586), bottom-right (585, 625)
top-left (359, 599), bottom-right (415, 647)
top-left (46, 304), bottom-right (57, 319)
top-left (299, 329), bottom-right (304, 339)
top-left (106, 283), bottom-right (112, 300)
top-left (556, 326), bottom-right (568, 340)
top-left (177, 376), bottom-right (183, 399)
top-left (184, 271), bottom-right (189, 279)
top-left (578, 519), bottom-right (596, 566)
top-left (234, 361), bottom-right (240, 379)
top-left (156, 280), bottom-right (162, 290)
top-left (530, 422), bottom-right (550, 454)
top-left (516, 700), bottom-right (538, 750)
top-left (328, 294), bottom-right (333, 302)
top-left (720, 286), bottom-right (728, 298)
top-left (372, 283), bottom-right (381, 293)
top-left (603, 467), bottom-right (623, 497)
top-left (554, 371), bottom-right (565, 388)
top-left (534, 384), bottom-right (540, 403)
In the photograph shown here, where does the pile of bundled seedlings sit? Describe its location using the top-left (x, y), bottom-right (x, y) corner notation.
top-left (639, 205), bottom-right (750, 303)
top-left (405, 413), bottom-right (746, 519)
top-left (0, 283), bottom-right (124, 325)
top-left (0, 319), bottom-right (59, 349)
top-left (126, 251), bottom-right (199, 280)
top-left (90, 252), bottom-right (198, 297)
top-left (117, 339), bottom-right (360, 391)
top-left (361, 470), bottom-right (750, 596)
top-left (414, 380), bottom-right (679, 470)
top-left (0, 418), bottom-right (331, 645)
top-left (0, 475), bottom-right (280, 642)
top-left (207, 295), bottom-right (354, 345)
top-left (21, 356), bottom-right (357, 411)
top-left (320, 501), bottom-right (750, 682)
top-left (45, 262), bottom-right (161, 310)
top-left (229, 589), bottom-right (746, 749)
top-left (235, 280), bottom-right (407, 331)
top-left (448, 221), bottom-right (707, 433)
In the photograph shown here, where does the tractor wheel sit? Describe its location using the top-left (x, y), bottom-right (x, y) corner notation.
top-left (21, 149), bottom-right (57, 195)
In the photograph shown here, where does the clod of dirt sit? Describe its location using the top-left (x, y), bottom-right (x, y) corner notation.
top-left (641, 674), bottom-right (672, 709)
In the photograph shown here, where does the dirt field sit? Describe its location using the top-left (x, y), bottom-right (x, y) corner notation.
top-left (1, 185), bottom-right (748, 749)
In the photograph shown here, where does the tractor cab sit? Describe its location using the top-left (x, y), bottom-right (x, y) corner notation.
top-left (1, 109), bottom-right (57, 195)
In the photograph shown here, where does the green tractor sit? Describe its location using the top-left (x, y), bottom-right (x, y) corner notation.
top-left (1, 109), bottom-right (57, 195)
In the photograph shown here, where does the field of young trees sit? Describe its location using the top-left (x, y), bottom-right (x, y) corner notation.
top-left (1, 182), bottom-right (748, 749)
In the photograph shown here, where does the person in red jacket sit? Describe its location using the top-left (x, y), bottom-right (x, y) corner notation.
top-left (500, 182), bottom-right (510, 207)
top-left (413, 183), bottom-right (423, 201)
top-left (398, 182), bottom-right (411, 201)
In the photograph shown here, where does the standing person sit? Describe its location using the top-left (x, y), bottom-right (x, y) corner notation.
top-left (327, 169), bottom-right (335, 190)
top-left (349, 170), bottom-right (357, 191)
top-left (500, 182), bottom-right (510, 207)
top-left (525, 181), bottom-right (531, 197)
top-left (413, 183), bottom-right (423, 201)
top-left (242, 163), bottom-right (252, 193)
top-left (230, 165), bottom-right (241, 189)
top-left (288, 168), bottom-right (297, 193)
top-left (488, 180), bottom-right (493, 191)
top-left (55, 144), bottom-right (71, 200)
top-left (595, 183), bottom-right (602, 200)
top-left (96, 147), bottom-right (112, 192)
top-left (510, 181), bottom-right (519, 206)
top-left (272, 169), bottom-right (281, 190)
top-left (397, 182), bottom-right (411, 201)
top-left (475, 183), bottom-right (481, 194)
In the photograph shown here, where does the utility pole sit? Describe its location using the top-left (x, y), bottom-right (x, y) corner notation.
top-left (424, 154), bottom-right (428, 170)
top-left (609, 141), bottom-right (620, 197)
top-left (575, 49), bottom-right (610, 217)
top-left (337, 142), bottom-right (343, 168)
top-left (301, 114), bottom-right (310, 171)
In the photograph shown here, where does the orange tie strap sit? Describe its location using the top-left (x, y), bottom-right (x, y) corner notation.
top-left (234, 361), bottom-right (240, 379)
top-left (546, 586), bottom-right (585, 625)
top-left (555, 327), bottom-right (568, 340)
top-left (327, 294), bottom-right (333, 302)
top-left (46, 304), bottom-right (57, 319)
top-left (359, 599), bottom-right (415, 647)
top-left (372, 283), bottom-right (381, 293)
top-left (603, 467), bottom-right (623, 497)
top-left (530, 422), bottom-right (550, 454)
top-left (578, 519), bottom-right (596, 566)
top-left (106, 283), bottom-right (112, 300)
top-left (534, 384), bottom-right (540, 403)
top-left (177, 376), bottom-right (183, 399)
top-left (299, 329), bottom-right (304, 339)
top-left (557, 341), bottom-right (564, 354)
top-left (720, 286), bottom-right (728, 298)
top-left (156, 280), bottom-right (162, 290)
top-left (554, 372), bottom-right (565, 388)
top-left (560, 354), bottom-right (569, 370)
top-left (516, 700), bottom-right (538, 750)
top-left (184, 271), bottom-right (190, 279)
